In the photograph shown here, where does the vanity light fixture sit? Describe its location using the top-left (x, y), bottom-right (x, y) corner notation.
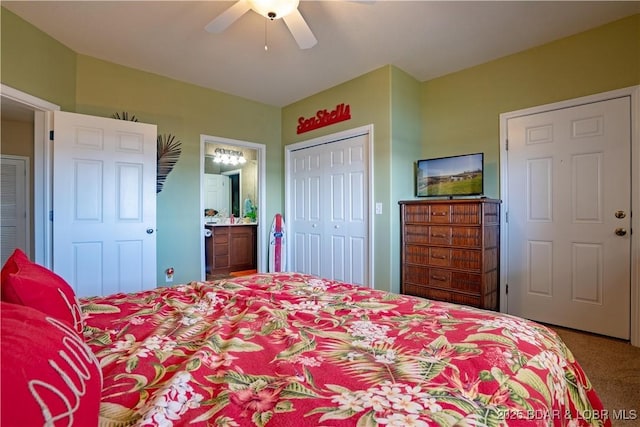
top-left (213, 148), bottom-right (247, 165)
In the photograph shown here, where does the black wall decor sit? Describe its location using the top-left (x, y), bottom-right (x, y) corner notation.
top-left (112, 112), bottom-right (182, 193)
top-left (156, 133), bottom-right (182, 193)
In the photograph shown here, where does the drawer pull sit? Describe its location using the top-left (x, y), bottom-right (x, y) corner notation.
top-left (431, 254), bottom-right (447, 260)
top-left (431, 275), bottom-right (447, 281)
top-left (431, 233), bottom-right (447, 238)
top-left (431, 212), bottom-right (447, 216)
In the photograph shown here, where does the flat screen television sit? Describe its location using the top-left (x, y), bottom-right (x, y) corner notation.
top-left (416, 152), bottom-right (484, 198)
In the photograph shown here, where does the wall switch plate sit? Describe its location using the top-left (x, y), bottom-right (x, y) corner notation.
top-left (375, 202), bottom-right (382, 215)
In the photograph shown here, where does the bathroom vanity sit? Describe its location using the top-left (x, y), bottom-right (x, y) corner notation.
top-left (205, 223), bottom-right (257, 278)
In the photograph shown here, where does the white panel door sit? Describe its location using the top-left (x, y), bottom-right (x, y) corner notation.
top-left (506, 97), bottom-right (631, 339)
top-left (290, 133), bottom-right (369, 286)
top-left (53, 111), bottom-right (157, 297)
top-left (325, 136), bottom-right (368, 285)
top-left (291, 147), bottom-right (323, 277)
top-left (204, 174), bottom-right (231, 216)
top-left (0, 156), bottom-right (28, 265)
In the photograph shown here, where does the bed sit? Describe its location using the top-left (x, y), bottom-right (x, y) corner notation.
top-left (1, 249), bottom-right (610, 426)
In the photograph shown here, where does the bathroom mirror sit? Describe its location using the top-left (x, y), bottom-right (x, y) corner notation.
top-left (204, 143), bottom-right (258, 222)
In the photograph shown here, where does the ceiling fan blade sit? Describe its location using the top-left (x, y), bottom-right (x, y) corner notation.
top-left (282, 9), bottom-right (317, 49)
top-left (204, 0), bottom-right (251, 33)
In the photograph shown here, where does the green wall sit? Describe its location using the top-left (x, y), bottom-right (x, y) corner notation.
top-left (2, 6), bottom-right (638, 291)
top-left (422, 13), bottom-right (640, 199)
top-left (1, 8), bottom-right (282, 285)
top-left (73, 56), bottom-right (282, 285)
top-left (282, 67), bottom-right (393, 289)
top-left (389, 68), bottom-right (422, 292)
top-left (282, 66), bottom-right (422, 292)
top-left (1, 8), bottom-right (76, 111)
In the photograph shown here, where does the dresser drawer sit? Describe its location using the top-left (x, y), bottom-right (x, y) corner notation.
top-left (404, 224), bottom-right (429, 244)
top-left (405, 225), bottom-right (482, 247)
top-left (404, 265), bottom-right (482, 293)
top-left (429, 204), bottom-right (451, 223)
top-left (404, 204), bottom-right (430, 223)
top-left (427, 269), bottom-right (481, 293)
top-left (431, 226), bottom-right (481, 246)
top-left (427, 247), bottom-right (451, 267)
top-left (427, 268), bottom-right (482, 295)
top-left (451, 227), bottom-right (481, 247)
top-left (428, 248), bottom-right (481, 271)
top-left (427, 226), bottom-right (451, 245)
top-left (405, 245), bottom-right (430, 265)
top-left (450, 203), bottom-right (481, 224)
top-left (426, 204), bottom-right (483, 225)
top-left (402, 284), bottom-right (481, 307)
top-left (450, 271), bottom-right (481, 293)
top-left (404, 265), bottom-right (449, 287)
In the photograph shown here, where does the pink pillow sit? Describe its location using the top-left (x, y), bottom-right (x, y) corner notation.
top-left (1, 249), bottom-right (84, 338)
top-left (0, 302), bottom-right (102, 426)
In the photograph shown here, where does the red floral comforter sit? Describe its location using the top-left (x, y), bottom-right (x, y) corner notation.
top-left (81, 273), bottom-right (609, 427)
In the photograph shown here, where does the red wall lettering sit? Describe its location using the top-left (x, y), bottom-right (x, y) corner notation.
top-left (296, 103), bottom-right (351, 134)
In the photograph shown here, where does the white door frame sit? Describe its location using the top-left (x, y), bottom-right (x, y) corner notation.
top-left (1, 84), bottom-right (60, 267)
top-left (200, 135), bottom-right (266, 277)
top-left (499, 85), bottom-right (640, 346)
top-left (284, 124), bottom-right (375, 287)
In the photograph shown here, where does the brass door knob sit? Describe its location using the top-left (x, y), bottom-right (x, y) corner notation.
top-left (615, 228), bottom-right (627, 236)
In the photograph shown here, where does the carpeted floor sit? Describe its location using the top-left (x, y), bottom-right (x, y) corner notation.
top-left (549, 326), bottom-right (640, 426)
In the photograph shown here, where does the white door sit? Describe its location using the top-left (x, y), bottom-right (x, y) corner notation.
top-left (204, 173), bottom-right (230, 216)
top-left (1, 155), bottom-right (29, 265)
top-left (53, 111), bottom-right (157, 297)
top-left (506, 97), bottom-right (631, 339)
top-left (290, 133), bottom-right (369, 286)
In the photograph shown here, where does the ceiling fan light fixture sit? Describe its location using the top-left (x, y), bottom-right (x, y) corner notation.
top-left (248, 0), bottom-right (299, 20)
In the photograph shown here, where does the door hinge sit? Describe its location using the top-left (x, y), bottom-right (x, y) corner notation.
top-left (49, 210), bottom-right (53, 221)
top-left (505, 284), bottom-right (508, 294)
top-left (505, 211), bottom-right (508, 223)
top-left (49, 130), bottom-right (54, 140)
top-left (505, 139), bottom-right (508, 151)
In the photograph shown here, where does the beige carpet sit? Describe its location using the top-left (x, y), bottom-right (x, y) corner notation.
top-left (550, 326), bottom-right (640, 426)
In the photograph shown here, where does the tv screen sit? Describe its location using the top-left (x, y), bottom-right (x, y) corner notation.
top-left (416, 153), bottom-right (484, 197)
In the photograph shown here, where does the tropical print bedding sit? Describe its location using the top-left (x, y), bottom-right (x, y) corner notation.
top-left (81, 272), bottom-right (610, 427)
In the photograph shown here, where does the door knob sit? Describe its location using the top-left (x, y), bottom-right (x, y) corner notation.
top-left (615, 228), bottom-right (627, 236)
top-left (146, 228), bottom-right (155, 234)
top-left (615, 210), bottom-right (626, 219)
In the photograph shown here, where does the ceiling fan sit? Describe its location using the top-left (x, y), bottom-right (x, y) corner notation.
top-left (205, 0), bottom-right (317, 49)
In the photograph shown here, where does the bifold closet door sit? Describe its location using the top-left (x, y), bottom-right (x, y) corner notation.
top-left (290, 133), bottom-right (369, 286)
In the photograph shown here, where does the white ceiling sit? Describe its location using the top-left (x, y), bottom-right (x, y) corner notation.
top-left (3, 1), bottom-right (639, 107)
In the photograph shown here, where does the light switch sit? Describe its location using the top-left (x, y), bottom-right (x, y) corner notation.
top-left (375, 203), bottom-right (382, 215)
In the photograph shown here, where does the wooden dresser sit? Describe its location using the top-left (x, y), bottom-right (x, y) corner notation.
top-left (205, 224), bottom-right (257, 277)
top-left (399, 199), bottom-right (500, 310)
